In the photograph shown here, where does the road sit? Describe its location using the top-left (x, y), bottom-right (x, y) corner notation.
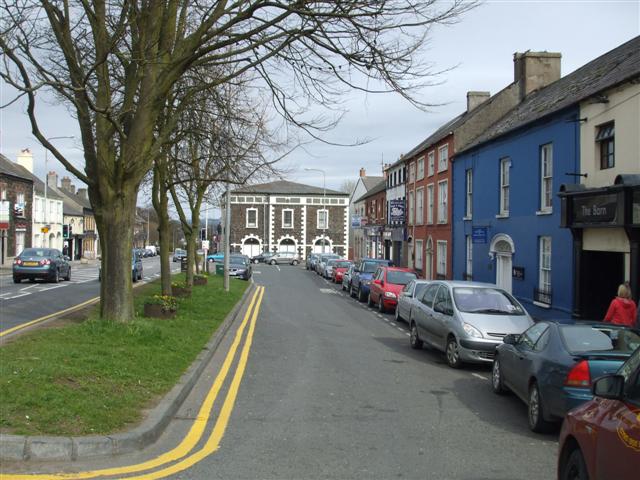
top-left (175, 264), bottom-right (558, 479)
top-left (0, 256), bottom-right (180, 335)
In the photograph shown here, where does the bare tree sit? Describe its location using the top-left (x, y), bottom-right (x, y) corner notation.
top-left (339, 179), bottom-right (357, 196)
top-left (1, 1), bottom-right (476, 321)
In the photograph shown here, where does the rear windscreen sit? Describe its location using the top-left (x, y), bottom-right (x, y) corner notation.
top-left (21, 249), bottom-right (49, 257)
top-left (561, 325), bottom-right (640, 353)
top-left (335, 261), bottom-right (351, 268)
top-left (386, 271), bottom-right (417, 285)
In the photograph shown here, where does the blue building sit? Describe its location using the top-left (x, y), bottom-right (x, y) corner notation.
top-left (452, 42), bottom-right (639, 320)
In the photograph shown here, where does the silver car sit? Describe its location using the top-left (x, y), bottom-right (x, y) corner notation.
top-left (268, 251), bottom-right (300, 265)
top-left (342, 264), bottom-right (355, 292)
top-left (409, 281), bottom-right (533, 368)
top-left (395, 279), bottom-right (431, 323)
top-left (316, 253), bottom-right (340, 274)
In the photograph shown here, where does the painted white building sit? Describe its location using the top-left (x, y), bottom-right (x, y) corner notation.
top-left (349, 168), bottom-right (383, 260)
top-left (384, 158), bottom-right (407, 266)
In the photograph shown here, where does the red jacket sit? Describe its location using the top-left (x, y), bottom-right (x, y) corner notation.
top-left (604, 297), bottom-right (638, 327)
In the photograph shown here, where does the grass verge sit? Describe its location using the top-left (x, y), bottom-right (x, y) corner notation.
top-left (0, 274), bottom-right (247, 436)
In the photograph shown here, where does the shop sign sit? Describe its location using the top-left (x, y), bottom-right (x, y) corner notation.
top-left (14, 202), bottom-right (25, 218)
top-left (389, 199), bottom-right (405, 223)
top-left (572, 193), bottom-right (618, 225)
top-left (383, 230), bottom-right (392, 239)
top-left (351, 215), bottom-right (362, 228)
top-left (472, 227), bottom-right (488, 244)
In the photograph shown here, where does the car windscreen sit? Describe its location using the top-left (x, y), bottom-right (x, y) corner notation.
top-left (386, 271), bottom-right (417, 285)
top-left (175, 249), bottom-right (186, 255)
top-left (20, 248), bottom-right (50, 257)
top-left (452, 287), bottom-right (526, 315)
top-left (229, 256), bottom-right (248, 266)
top-left (362, 261), bottom-right (384, 273)
top-left (327, 260), bottom-right (338, 266)
top-left (561, 325), bottom-right (640, 354)
top-left (335, 261), bottom-right (351, 268)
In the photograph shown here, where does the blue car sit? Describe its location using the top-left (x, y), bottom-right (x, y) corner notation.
top-left (207, 252), bottom-right (224, 263)
top-left (349, 258), bottom-right (393, 302)
top-left (492, 321), bottom-right (640, 432)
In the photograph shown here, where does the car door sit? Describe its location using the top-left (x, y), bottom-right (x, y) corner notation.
top-left (399, 281), bottom-right (415, 320)
top-left (505, 323), bottom-right (549, 399)
top-left (432, 285), bottom-right (455, 350)
top-left (415, 284), bottom-right (439, 344)
top-left (370, 268), bottom-right (382, 302)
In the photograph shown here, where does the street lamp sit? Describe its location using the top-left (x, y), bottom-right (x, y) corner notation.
top-left (44, 136), bottom-right (74, 247)
top-left (304, 167), bottom-right (326, 254)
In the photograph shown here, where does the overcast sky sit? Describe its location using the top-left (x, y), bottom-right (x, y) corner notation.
top-left (1, 1), bottom-right (638, 201)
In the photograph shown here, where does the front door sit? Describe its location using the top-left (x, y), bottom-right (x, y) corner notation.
top-left (581, 251), bottom-right (625, 320)
top-left (496, 253), bottom-right (513, 294)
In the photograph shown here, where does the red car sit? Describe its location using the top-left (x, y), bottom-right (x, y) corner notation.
top-left (367, 266), bottom-right (417, 313)
top-left (331, 260), bottom-right (352, 284)
top-left (557, 345), bottom-right (640, 480)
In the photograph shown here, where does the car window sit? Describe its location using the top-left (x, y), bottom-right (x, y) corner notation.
top-left (335, 261), bottom-right (351, 268)
top-left (21, 248), bottom-right (48, 257)
top-left (452, 287), bottom-right (526, 315)
top-left (386, 270), bottom-right (417, 285)
top-left (518, 323), bottom-right (549, 350)
top-left (421, 284), bottom-right (439, 308)
top-left (533, 328), bottom-right (551, 352)
top-left (362, 261), bottom-right (380, 273)
top-left (561, 326), bottom-right (640, 354)
top-left (415, 283), bottom-right (429, 299)
top-left (402, 281), bottom-right (414, 295)
top-left (619, 347), bottom-right (640, 383)
top-left (434, 286), bottom-right (453, 315)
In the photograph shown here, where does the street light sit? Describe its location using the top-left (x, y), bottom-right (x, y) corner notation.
top-left (304, 167), bottom-right (326, 254)
top-left (44, 136), bottom-right (74, 247)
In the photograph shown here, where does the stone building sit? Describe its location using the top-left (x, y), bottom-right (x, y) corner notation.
top-left (226, 180), bottom-right (349, 259)
top-left (0, 153), bottom-right (34, 264)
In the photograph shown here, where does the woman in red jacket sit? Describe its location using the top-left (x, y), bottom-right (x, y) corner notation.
top-left (604, 283), bottom-right (637, 327)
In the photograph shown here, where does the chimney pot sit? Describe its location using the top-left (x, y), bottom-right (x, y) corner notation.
top-left (466, 91), bottom-right (491, 112)
top-left (359, 167), bottom-right (366, 177)
top-left (513, 51), bottom-right (561, 100)
top-left (16, 148), bottom-right (34, 174)
top-left (47, 171), bottom-right (58, 189)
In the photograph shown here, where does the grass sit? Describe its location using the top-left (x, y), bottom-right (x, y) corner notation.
top-left (0, 274), bottom-right (247, 436)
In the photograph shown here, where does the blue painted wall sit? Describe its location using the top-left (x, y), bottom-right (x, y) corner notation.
top-left (452, 107), bottom-right (580, 320)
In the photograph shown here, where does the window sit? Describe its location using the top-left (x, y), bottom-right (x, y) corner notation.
top-left (415, 188), bottom-right (424, 225)
top-left (414, 239), bottom-right (423, 270)
top-left (317, 209), bottom-right (329, 229)
top-left (466, 235), bottom-right (473, 278)
top-left (282, 209), bottom-right (293, 229)
top-left (417, 156), bottom-right (425, 180)
top-left (408, 190), bottom-right (414, 225)
top-left (465, 169), bottom-right (473, 219)
top-left (0, 188), bottom-right (6, 200)
top-left (421, 284), bottom-right (438, 307)
top-left (438, 145), bottom-right (449, 172)
top-left (499, 157), bottom-right (510, 216)
top-left (246, 208), bottom-right (258, 228)
top-left (540, 144), bottom-right (553, 212)
top-left (436, 240), bottom-right (447, 278)
top-left (519, 323), bottom-right (549, 350)
top-left (409, 163), bottom-right (416, 183)
top-left (15, 231), bottom-right (25, 256)
top-left (597, 122), bottom-right (614, 169)
top-left (537, 236), bottom-right (552, 305)
top-left (427, 151), bottom-right (435, 176)
top-left (427, 184), bottom-right (434, 224)
top-left (437, 180), bottom-right (448, 224)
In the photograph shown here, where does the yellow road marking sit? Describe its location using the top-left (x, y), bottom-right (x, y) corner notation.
top-left (0, 286), bottom-right (263, 480)
top-left (128, 285), bottom-right (265, 479)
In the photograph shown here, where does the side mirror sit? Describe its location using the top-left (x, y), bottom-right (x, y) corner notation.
top-left (592, 375), bottom-right (625, 400)
top-left (373, 279), bottom-right (382, 286)
top-left (503, 334), bottom-right (519, 345)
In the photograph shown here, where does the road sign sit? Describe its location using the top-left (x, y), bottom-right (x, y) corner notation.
top-left (202, 240), bottom-right (210, 250)
top-left (41, 226), bottom-right (50, 234)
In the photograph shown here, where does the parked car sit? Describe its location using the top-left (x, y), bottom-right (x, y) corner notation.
top-left (207, 252), bottom-right (225, 263)
top-left (331, 260), bottom-right (352, 284)
top-left (251, 252), bottom-right (273, 264)
top-left (306, 253), bottom-right (320, 270)
top-left (323, 258), bottom-right (341, 279)
top-left (492, 321), bottom-right (640, 432)
top-left (349, 258), bottom-right (393, 302)
top-left (269, 251), bottom-right (300, 265)
top-left (367, 266), bottom-right (418, 313)
top-left (99, 249), bottom-right (143, 283)
top-left (409, 281), bottom-right (533, 369)
top-left (13, 248), bottom-right (71, 283)
top-left (396, 279), bottom-right (431, 324)
top-left (145, 245), bottom-right (157, 256)
top-left (228, 255), bottom-right (252, 280)
top-left (557, 344), bottom-right (640, 480)
top-left (172, 248), bottom-right (187, 262)
top-left (315, 253), bottom-right (340, 274)
top-left (341, 264), bottom-right (356, 292)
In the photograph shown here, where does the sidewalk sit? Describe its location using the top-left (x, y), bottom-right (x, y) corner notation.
top-left (0, 257), bottom-right (100, 276)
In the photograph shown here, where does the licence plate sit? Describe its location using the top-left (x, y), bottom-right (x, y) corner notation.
top-left (23, 261), bottom-right (39, 266)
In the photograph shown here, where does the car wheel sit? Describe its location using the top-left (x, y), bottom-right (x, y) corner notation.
top-left (367, 293), bottom-right (374, 307)
top-left (350, 285), bottom-right (356, 298)
top-left (52, 268), bottom-right (60, 283)
top-left (65, 268), bottom-right (71, 281)
top-left (133, 271), bottom-right (138, 283)
top-left (253, 259), bottom-right (259, 264)
top-left (492, 358), bottom-right (508, 395)
top-left (445, 336), bottom-right (463, 369)
top-left (13, 276), bottom-right (21, 284)
top-left (292, 260), bottom-right (298, 266)
top-left (410, 322), bottom-right (423, 349)
top-left (560, 447), bottom-right (589, 480)
top-left (358, 287), bottom-right (367, 302)
top-left (270, 260), bottom-right (276, 265)
top-left (528, 382), bottom-right (555, 433)
top-left (378, 297), bottom-right (385, 313)
top-left (394, 306), bottom-right (401, 322)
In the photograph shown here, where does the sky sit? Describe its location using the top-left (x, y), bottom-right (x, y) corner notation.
top-left (1, 1), bottom-right (639, 204)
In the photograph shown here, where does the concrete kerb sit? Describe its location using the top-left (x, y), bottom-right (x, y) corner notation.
top-left (0, 282), bottom-right (257, 462)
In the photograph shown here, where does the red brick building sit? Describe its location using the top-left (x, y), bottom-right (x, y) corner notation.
top-left (0, 154), bottom-right (33, 265)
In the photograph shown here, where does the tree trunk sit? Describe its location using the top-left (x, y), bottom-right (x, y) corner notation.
top-left (185, 231), bottom-right (196, 287)
top-left (152, 167), bottom-right (173, 296)
top-left (94, 189), bottom-right (136, 322)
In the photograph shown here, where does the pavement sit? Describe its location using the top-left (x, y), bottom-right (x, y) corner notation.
top-left (0, 264), bottom-right (559, 479)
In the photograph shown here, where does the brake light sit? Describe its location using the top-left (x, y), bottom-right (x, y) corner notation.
top-left (39, 259), bottom-right (51, 266)
top-left (564, 360), bottom-right (591, 387)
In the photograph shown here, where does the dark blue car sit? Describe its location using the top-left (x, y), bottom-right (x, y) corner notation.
top-left (349, 258), bottom-right (393, 302)
top-left (492, 321), bottom-right (640, 432)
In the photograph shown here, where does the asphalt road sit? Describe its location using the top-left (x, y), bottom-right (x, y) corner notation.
top-left (175, 264), bottom-right (558, 479)
top-left (0, 256), bottom-right (180, 334)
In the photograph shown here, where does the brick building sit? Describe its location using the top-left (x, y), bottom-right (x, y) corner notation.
top-left (0, 154), bottom-right (34, 265)
top-left (227, 180), bottom-right (349, 259)
top-left (354, 179), bottom-right (387, 260)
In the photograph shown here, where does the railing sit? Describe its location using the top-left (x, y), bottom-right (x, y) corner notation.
top-left (534, 287), bottom-right (552, 306)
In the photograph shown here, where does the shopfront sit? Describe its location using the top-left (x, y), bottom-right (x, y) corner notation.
top-left (560, 175), bottom-right (639, 319)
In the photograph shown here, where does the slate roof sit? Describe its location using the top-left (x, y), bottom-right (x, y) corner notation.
top-left (362, 176), bottom-right (384, 190)
top-left (231, 180), bottom-right (347, 196)
top-left (0, 153), bottom-right (63, 199)
top-left (53, 186), bottom-right (86, 216)
top-left (460, 35), bottom-right (640, 154)
top-left (0, 154), bottom-right (33, 182)
top-left (402, 113), bottom-right (466, 161)
top-left (354, 179), bottom-right (386, 203)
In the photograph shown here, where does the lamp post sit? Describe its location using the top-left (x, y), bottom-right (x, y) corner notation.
top-left (44, 136), bottom-right (73, 247)
top-left (305, 168), bottom-right (326, 254)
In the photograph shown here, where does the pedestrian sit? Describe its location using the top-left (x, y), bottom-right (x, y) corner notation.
top-left (604, 283), bottom-right (638, 327)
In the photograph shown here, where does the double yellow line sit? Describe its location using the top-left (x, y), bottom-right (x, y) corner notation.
top-left (1, 285), bottom-right (265, 480)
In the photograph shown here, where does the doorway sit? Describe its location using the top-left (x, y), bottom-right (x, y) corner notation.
top-left (580, 251), bottom-right (625, 320)
top-left (491, 235), bottom-right (515, 294)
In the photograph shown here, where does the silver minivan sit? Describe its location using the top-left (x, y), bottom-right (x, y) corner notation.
top-left (409, 281), bottom-right (533, 368)
top-left (268, 251), bottom-right (300, 265)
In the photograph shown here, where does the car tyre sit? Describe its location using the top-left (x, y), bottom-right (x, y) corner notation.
top-left (560, 447), bottom-right (589, 480)
top-left (292, 260), bottom-right (298, 266)
top-left (367, 293), bottom-right (374, 307)
top-left (410, 322), bottom-right (423, 349)
top-left (394, 306), bottom-right (401, 322)
top-left (52, 268), bottom-right (60, 283)
top-left (350, 285), bottom-right (356, 298)
top-left (358, 287), bottom-right (367, 303)
top-left (378, 297), bottom-right (385, 313)
top-left (253, 259), bottom-right (259, 264)
top-left (528, 381), bottom-right (555, 433)
top-left (491, 358), bottom-right (508, 395)
top-left (65, 268), bottom-right (71, 281)
top-left (13, 276), bottom-right (21, 284)
top-left (270, 260), bottom-right (276, 265)
top-left (445, 336), bottom-right (463, 369)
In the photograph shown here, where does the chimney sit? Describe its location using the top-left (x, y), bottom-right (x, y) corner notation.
top-left (513, 51), bottom-right (561, 100)
top-left (76, 188), bottom-right (89, 200)
top-left (467, 91), bottom-right (491, 112)
top-left (61, 176), bottom-right (75, 194)
top-left (359, 167), bottom-right (366, 177)
top-left (16, 148), bottom-right (33, 173)
top-left (47, 171), bottom-right (58, 190)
